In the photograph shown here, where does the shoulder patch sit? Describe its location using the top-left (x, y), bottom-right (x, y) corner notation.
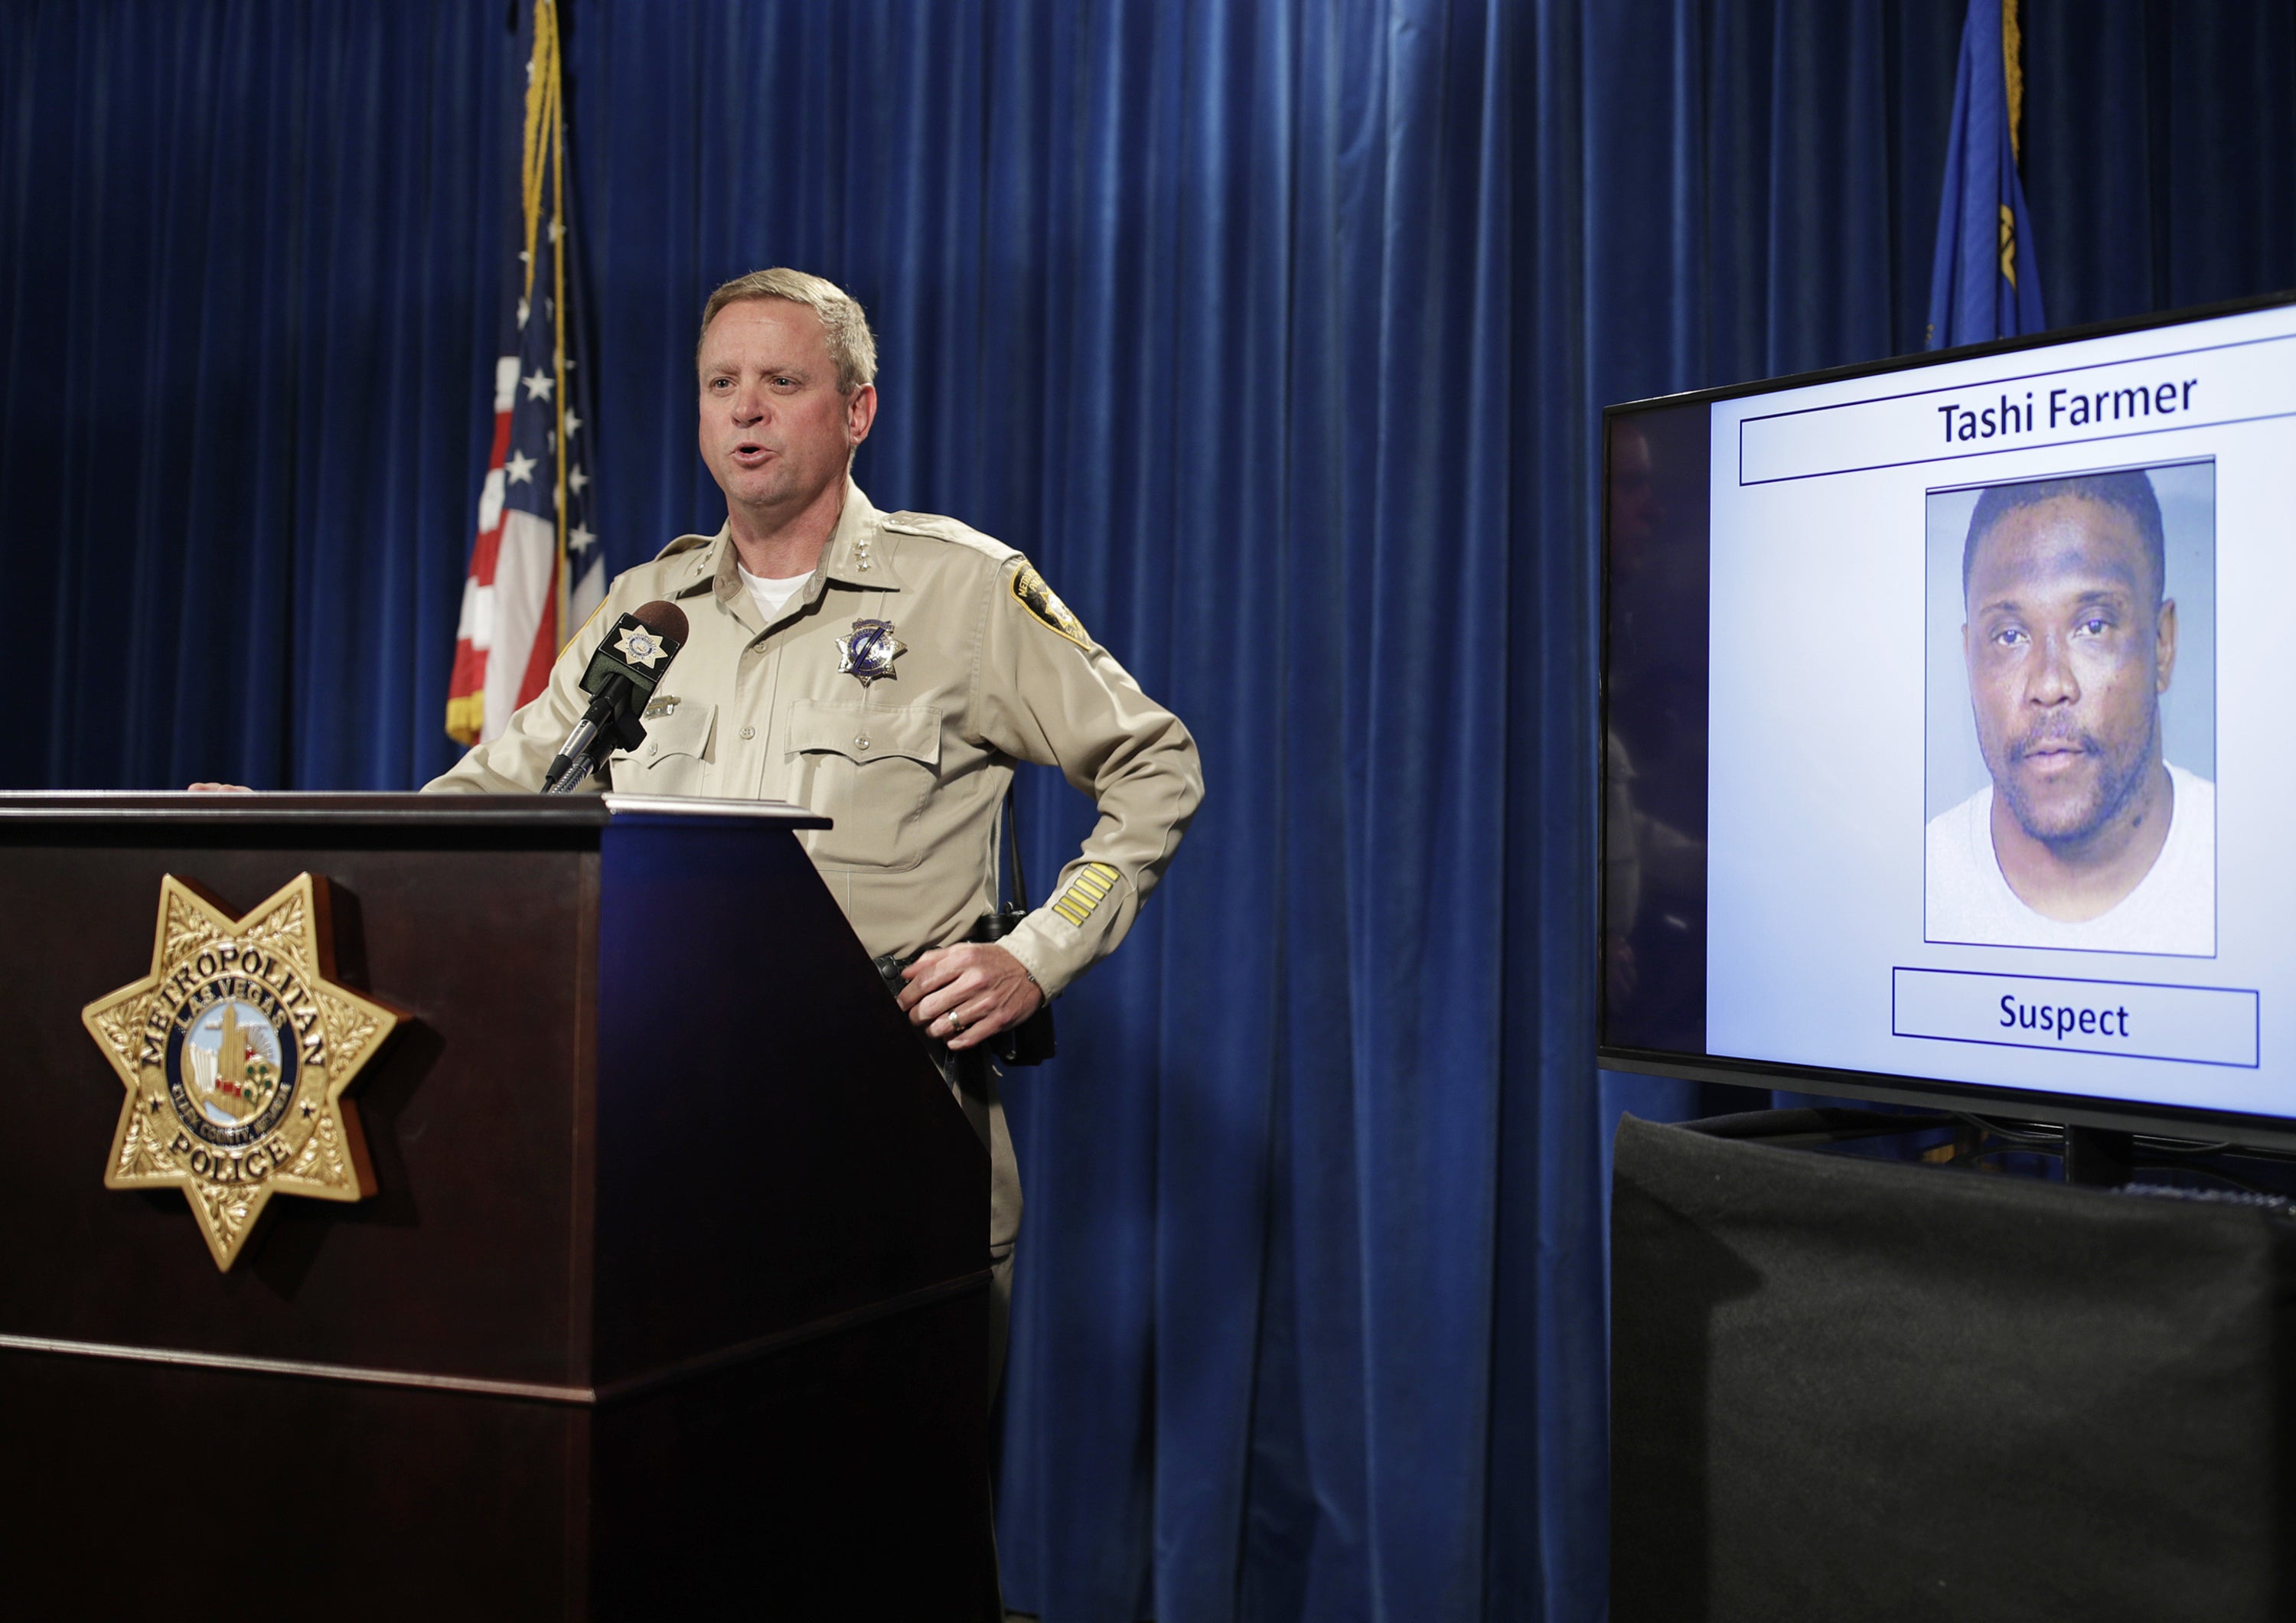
top-left (1012, 562), bottom-right (1091, 648)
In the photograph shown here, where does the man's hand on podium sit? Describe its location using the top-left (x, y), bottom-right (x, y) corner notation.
top-left (187, 783), bottom-right (253, 792)
top-left (898, 943), bottom-right (1045, 1053)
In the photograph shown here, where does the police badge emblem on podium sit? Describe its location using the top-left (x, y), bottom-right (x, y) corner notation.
top-left (81, 873), bottom-right (403, 1270)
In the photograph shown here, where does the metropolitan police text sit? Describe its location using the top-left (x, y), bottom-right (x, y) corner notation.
top-left (1938, 377), bottom-right (2198, 444)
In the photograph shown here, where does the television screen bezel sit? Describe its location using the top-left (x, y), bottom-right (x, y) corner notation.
top-left (1596, 286), bottom-right (2296, 1153)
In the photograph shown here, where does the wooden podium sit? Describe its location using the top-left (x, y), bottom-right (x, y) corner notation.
top-left (0, 794), bottom-right (996, 1620)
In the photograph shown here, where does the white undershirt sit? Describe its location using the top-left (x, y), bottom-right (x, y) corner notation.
top-left (737, 562), bottom-right (812, 622)
top-left (1923, 762), bottom-right (2216, 957)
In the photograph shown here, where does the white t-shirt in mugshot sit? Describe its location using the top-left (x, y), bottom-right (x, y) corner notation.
top-left (1924, 763), bottom-right (2215, 956)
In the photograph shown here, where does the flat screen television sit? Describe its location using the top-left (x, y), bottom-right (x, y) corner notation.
top-left (1599, 291), bottom-right (2296, 1153)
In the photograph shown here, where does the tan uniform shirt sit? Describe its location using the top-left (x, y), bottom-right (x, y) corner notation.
top-left (426, 481), bottom-right (1204, 1253)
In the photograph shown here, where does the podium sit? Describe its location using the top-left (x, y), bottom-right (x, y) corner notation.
top-left (0, 794), bottom-right (996, 1619)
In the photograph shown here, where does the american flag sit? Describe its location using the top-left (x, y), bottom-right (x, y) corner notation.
top-left (446, 0), bottom-right (603, 745)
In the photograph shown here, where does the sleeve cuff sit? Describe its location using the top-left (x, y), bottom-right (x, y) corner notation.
top-left (998, 917), bottom-right (1077, 1002)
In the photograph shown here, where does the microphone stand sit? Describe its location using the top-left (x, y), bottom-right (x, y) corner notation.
top-left (543, 680), bottom-right (645, 794)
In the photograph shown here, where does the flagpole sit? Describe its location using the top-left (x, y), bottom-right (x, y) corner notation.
top-left (520, 3), bottom-right (548, 298)
top-left (548, 0), bottom-right (570, 651)
top-left (2003, 0), bottom-right (2024, 164)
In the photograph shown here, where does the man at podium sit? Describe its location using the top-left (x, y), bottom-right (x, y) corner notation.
top-left (424, 268), bottom-right (1203, 1380)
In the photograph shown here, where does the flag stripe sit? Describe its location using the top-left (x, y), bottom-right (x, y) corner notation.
top-left (486, 511), bottom-right (556, 738)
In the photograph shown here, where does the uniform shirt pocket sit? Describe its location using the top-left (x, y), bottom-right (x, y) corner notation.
top-left (608, 698), bottom-right (718, 797)
top-left (785, 699), bottom-right (943, 870)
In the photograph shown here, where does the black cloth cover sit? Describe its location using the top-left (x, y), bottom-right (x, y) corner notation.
top-left (1610, 1112), bottom-right (2296, 1622)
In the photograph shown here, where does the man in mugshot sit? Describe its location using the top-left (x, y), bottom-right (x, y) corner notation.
top-left (1925, 468), bottom-right (2214, 954)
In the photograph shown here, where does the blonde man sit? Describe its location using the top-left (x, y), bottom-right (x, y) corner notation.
top-left (428, 269), bottom-right (1204, 1387)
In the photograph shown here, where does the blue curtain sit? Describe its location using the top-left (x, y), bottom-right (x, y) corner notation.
top-left (4, 3), bottom-right (2294, 1619)
top-left (0, 0), bottom-right (510, 790)
top-left (2022, 0), bottom-right (2296, 324)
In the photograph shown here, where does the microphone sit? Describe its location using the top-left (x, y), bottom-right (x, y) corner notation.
top-left (542, 600), bottom-right (690, 794)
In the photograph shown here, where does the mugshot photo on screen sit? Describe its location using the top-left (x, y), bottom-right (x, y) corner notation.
top-left (1923, 459), bottom-right (2216, 957)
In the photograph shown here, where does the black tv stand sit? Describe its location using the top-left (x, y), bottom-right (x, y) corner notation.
top-left (1611, 1110), bottom-right (2296, 1620)
top-left (2060, 1123), bottom-right (2136, 1186)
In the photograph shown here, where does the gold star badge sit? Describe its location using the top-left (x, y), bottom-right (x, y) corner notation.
top-left (81, 875), bottom-right (400, 1270)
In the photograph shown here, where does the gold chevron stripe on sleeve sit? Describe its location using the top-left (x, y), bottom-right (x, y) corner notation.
top-left (1049, 862), bottom-right (1121, 928)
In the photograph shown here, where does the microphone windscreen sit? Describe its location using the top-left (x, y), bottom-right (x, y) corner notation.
top-left (633, 600), bottom-right (690, 645)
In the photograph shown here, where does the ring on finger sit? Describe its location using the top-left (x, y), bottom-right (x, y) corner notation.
top-left (947, 1012), bottom-right (966, 1034)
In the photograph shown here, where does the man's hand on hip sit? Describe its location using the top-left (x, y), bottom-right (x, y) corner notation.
top-left (899, 943), bottom-right (1044, 1052)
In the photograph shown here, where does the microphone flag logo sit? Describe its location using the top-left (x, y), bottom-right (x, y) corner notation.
top-left (835, 619), bottom-right (907, 686)
top-left (615, 622), bottom-right (668, 670)
top-left (80, 875), bottom-right (401, 1270)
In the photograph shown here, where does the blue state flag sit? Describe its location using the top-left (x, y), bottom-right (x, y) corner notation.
top-left (1926, 0), bottom-right (2046, 348)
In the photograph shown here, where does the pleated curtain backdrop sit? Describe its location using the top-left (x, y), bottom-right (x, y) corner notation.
top-left (3, 3), bottom-right (2294, 1619)
top-left (0, 1), bottom-right (509, 791)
